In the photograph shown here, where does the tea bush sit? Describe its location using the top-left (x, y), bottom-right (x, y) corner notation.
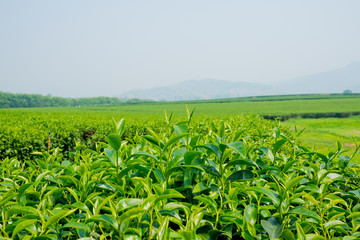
top-left (0, 111), bottom-right (359, 239)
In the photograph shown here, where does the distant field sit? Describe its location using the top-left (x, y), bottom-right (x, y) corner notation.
top-left (172, 92), bottom-right (360, 104)
top-left (285, 115), bottom-right (360, 162)
top-left (71, 95), bottom-right (360, 117)
top-left (2, 93), bottom-right (360, 116)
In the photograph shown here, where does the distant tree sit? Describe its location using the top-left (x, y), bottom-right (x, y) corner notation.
top-left (0, 91), bottom-right (123, 108)
top-left (343, 89), bottom-right (353, 95)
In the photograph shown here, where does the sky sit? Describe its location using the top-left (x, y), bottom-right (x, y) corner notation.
top-left (0, 1), bottom-right (359, 98)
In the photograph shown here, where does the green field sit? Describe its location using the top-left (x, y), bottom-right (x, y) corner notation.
top-left (166, 93), bottom-right (360, 104)
top-left (3, 93), bottom-right (360, 116)
top-left (85, 96), bottom-right (360, 117)
top-left (1, 95), bottom-right (360, 239)
top-left (285, 116), bottom-right (360, 158)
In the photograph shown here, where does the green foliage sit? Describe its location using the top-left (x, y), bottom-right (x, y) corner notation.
top-left (0, 91), bottom-right (157, 109)
top-left (1, 112), bottom-right (359, 239)
top-left (0, 91), bottom-right (127, 108)
top-left (0, 110), bottom-right (159, 160)
top-left (343, 89), bottom-right (353, 95)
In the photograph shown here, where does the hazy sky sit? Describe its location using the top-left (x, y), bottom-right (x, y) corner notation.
top-left (1, 1), bottom-right (359, 98)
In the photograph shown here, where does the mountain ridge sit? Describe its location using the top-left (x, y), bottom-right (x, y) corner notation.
top-left (122, 79), bottom-right (271, 101)
top-left (121, 62), bottom-right (360, 101)
top-left (274, 61), bottom-right (360, 94)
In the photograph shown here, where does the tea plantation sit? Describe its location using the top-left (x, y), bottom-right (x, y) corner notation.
top-left (0, 105), bottom-right (359, 239)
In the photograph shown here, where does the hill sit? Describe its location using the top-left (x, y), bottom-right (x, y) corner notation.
top-left (121, 79), bottom-right (270, 101)
top-left (274, 61), bottom-right (360, 94)
top-left (121, 62), bottom-right (360, 101)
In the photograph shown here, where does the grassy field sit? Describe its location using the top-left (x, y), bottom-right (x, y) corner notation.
top-left (4, 93), bottom-right (360, 115)
top-left (45, 96), bottom-right (360, 118)
top-left (285, 115), bottom-right (360, 160)
top-left (172, 93), bottom-right (360, 104)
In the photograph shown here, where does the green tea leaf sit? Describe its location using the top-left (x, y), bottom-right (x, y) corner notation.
top-left (184, 151), bottom-right (202, 165)
top-left (119, 207), bottom-right (145, 224)
top-left (296, 222), bottom-right (306, 240)
top-left (164, 133), bottom-right (190, 150)
top-left (124, 228), bottom-right (142, 240)
top-left (12, 219), bottom-right (37, 237)
top-left (16, 183), bottom-right (32, 203)
top-left (178, 230), bottom-right (196, 240)
top-left (305, 235), bottom-right (326, 240)
top-left (61, 222), bottom-right (91, 232)
top-left (273, 139), bottom-right (287, 153)
top-left (195, 195), bottom-right (217, 211)
top-left (260, 147), bottom-right (274, 162)
top-left (157, 216), bottom-right (169, 240)
top-left (261, 217), bottom-right (284, 240)
top-left (287, 207), bottom-right (321, 222)
top-left (280, 229), bottom-right (296, 240)
top-left (285, 175), bottom-right (305, 192)
top-left (33, 170), bottom-right (51, 189)
top-left (86, 214), bottom-right (119, 230)
top-left (246, 187), bottom-right (279, 206)
top-left (200, 165), bottom-right (221, 178)
top-left (96, 183), bottom-right (116, 192)
top-left (192, 182), bottom-right (209, 195)
top-left (324, 220), bottom-right (346, 230)
top-left (158, 189), bottom-right (185, 201)
top-left (106, 134), bottom-right (122, 151)
top-left (225, 159), bottom-right (259, 170)
top-left (143, 135), bottom-right (164, 148)
top-left (174, 124), bottom-right (188, 134)
top-left (7, 205), bottom-right (38, 217)
top-left (129, 152), bottom-right (159, 163)
top-left (244, 204), bottom-right (257, 226)
top-left (348, 212), bottom-right (360, 219)
top-left (44, 209), bottom-right (77, 231)
top-left (227, 170), bottom-right (254, 182)
top-left (195, 144), bottom-right (221, 160)
top-left (118, 198), bottom-right (142, 211)
top-left (114, 118), bottom-right (125, 136)
top-left (338, 155), bottom-right (350, 170)
top-left (227, 141), bottom-right (246, 158)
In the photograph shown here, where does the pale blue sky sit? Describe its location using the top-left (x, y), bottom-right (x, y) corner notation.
top-left (1, 1), bottom-right (359, 97)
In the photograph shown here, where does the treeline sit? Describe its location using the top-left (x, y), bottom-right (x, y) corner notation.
top-left (262, 111), bottom-right (360, 121)
top-left (0, 91), bottom-right (155, 108)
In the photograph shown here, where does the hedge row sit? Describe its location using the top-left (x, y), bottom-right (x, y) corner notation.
top-left (262, 111), bottom-right (360, 121)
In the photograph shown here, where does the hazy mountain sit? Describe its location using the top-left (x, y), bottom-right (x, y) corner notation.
top-left (274, 61), bottom-right (360, 94)
top-left (121, 62), bottom-right (360, 101)
top-left (121, 79), bottom-right (271, 101)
